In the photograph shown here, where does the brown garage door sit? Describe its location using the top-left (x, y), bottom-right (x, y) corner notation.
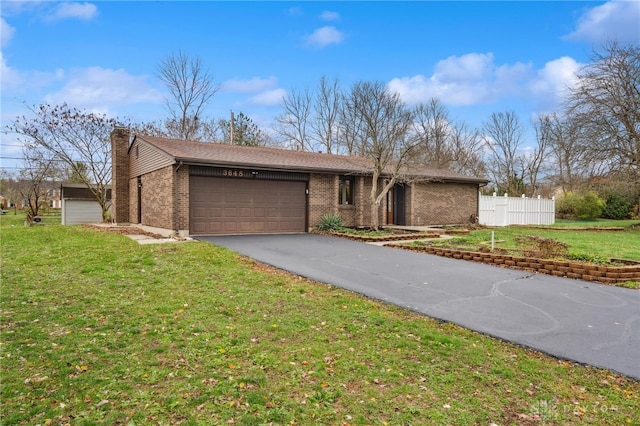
top-left (190, 176), bottom-right (306, 235)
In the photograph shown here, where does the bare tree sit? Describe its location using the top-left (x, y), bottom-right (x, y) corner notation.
top-left (522, 115), bottom-right (553, 197)
top-left (411, 99), bottom-right (486, 176)
top-left (311, 76), bottom-right (342, 154)
top-left (412, 99), bottom-right (452, 168)
top-left (18, 142), bottom-right (59, 224)
top-left (535, 113), bottom-right (584, 193)
top-left (342, 81), bottom-right (416, 229)
top-left (157, 50), bottom-right (219, 141)
top-left (131, 117), bottom-right (222, 142)
top-left (565, 41), bottom-right (640, 197)
top-left (447, 123), bottom-right (486, 177)
top-left (6, 103), bottom-right (115, 221)
top-left (481, 111), bottom-right (526, 195)
top-left (275, 87), bottom-right (313, 151)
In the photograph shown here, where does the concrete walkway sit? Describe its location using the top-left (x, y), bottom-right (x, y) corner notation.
top-left (198, 233), bottom-right (640, 380)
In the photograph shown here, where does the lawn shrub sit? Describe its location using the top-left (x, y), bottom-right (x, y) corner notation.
top-left (602, 193), bottom-right (633, 220)
top-left (576, 191), bottom-right (606, 220)
top-left (555, 191), bottom-right (580, 219)
top-left (316, 213), bottom-right (344, 231)
top-left (556, 191), bottom-right (606, 220)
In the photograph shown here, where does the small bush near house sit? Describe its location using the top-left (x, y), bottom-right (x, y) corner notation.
top-left (316, 213), bottom-right (345, 231)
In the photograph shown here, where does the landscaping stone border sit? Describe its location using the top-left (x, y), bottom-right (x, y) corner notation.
top-left (388, 243), bottom-right (640, 285)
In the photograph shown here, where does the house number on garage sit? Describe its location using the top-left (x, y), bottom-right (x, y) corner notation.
top-left (222, 169), bottom-right (245, 177)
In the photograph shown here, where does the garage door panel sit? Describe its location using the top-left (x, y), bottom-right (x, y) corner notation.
top-left (192, 206), bottom-right (207, 219)
top-left (190, 176), bottom-right (306, 235)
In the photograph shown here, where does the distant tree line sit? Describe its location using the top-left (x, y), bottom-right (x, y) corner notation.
top-left (2, 42), bottom-right (638, 224)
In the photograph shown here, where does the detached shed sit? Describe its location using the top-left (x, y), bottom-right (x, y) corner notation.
top-left (61, 184), bottom-right (111, 225)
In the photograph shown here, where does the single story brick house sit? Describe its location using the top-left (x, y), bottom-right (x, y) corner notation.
top-left (110, 127), bottom-right (487, 236)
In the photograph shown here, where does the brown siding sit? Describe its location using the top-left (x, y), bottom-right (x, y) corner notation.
top-left (130, 139), bottom-right (175, 177)
top-left (410, 182), bottom-right (477, 225)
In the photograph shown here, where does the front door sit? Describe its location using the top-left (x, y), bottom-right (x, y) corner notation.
top-left (393, 184), bottom-right (406, 225)
top-left (386, 184), bottom-right (406, 225)
top-left (386, 187), bottom-right (394, 224)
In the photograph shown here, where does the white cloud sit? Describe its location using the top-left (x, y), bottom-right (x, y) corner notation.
top-left (1, 18), bottom-right (15, 48)
top-left (529, 57), bottom-right (581, 97)
top-left (565, 0), bottom-right (640, 43)
top-left (388, 53), bottom-right (533, 106)
top-left (248, 88), bottom-right (287, 106)
top-left (0, 51), bottom-right (25, 88)
top-left (43, 67), bottom-right (162, 113)
top-left (221, 76), bottom-right (278, 93)
top-left (0, 51), bottom-right (65, 95)
top-left (46, 2), bottom-right (98, 22)
top-left (288, 7), bottom-right (303, 16)
top-left (388, 51), bottom-right (584, 114)
top-left (304, 26), bottom-right (345, 48)
top-left (221, 77), bottom-right (285, 107)
top-left (433, 52), bottom-right (495, 81)
top-left (528, 56), bottom-right (582, 111)
top-left (320, 11), bottom-right (340, 21)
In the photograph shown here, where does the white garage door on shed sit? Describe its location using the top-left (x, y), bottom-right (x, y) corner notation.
top-left (190, 174), bottom-right (307, 235)
top-left (62, 199), bottom-right (103, 225)
top-left (61, 184), bottom-right (110, 225)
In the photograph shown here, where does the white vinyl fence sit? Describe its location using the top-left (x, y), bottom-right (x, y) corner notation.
top-left (479, 193), bottom-right (555, 226)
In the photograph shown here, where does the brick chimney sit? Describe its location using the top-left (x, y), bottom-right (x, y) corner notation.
top-left (111, 126), bottom-right (130, 224)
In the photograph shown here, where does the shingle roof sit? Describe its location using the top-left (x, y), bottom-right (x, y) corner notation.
top-left (135, 135), bottom-right (487, 184)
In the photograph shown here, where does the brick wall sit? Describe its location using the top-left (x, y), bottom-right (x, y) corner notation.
top-left (361, 177), bottom-right (380, 227)
top-left (308, 174), bottom-right (386, 229)
top-left (139, 165), bottom-right (175, 230)
top-left (309, 174), bottom-right (338, 228)
top-left (129, 178), bottom-right (138, 223)
top-left (175, 165), bottom-right (189, 233)
top-left (110, 127), bottom-right (130, 223)
top-left (410, 182), bottom-right (477, 225)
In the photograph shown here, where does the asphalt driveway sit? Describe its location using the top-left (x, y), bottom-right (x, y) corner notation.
top-left (197, 233), bottom-right (640, 380)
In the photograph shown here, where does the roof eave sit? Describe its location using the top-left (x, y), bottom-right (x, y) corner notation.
top-left (177, 158), bottom-right (369, 175)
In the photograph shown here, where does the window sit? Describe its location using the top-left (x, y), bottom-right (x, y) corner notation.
top-left (338, 176), bottom-right (354, 205)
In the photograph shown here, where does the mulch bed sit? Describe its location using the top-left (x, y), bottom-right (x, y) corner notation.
top-left (82, 224), bottom-right (164, 239)
top-left (312, 230), bottom-right (441, 242)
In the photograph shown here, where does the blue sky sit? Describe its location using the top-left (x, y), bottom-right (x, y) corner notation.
top-left (1, 1), bottom-right (639, 170)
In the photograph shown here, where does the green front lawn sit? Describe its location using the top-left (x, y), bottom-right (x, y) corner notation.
top-left (429, 222), bottom-right (640, 263)
top-left (1, 216), bottom-right (639, 425)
